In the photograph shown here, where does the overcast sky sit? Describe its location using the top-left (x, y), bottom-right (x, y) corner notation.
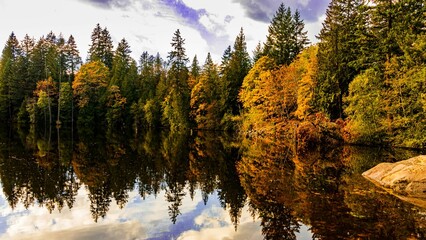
top-left (0, 0), bottom-right (330, 62)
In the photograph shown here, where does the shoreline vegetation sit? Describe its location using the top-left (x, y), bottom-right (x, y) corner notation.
top-left (1, 1), bottom-right (425, 150)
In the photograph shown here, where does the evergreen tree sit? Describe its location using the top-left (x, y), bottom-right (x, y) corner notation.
top-left (190, 53), bottom-right (221, 129)
top-left (88, 24), bottom-right (114, 69)
top-left (252, 42), bottom-right (264, 63)
top-left (263, 4), bottom-right (309, 66)
top-left (221, 28), bottom-right (251, 116)
top-left (162, 29), bottom-right (190, 130)
top-left (111, 38), bottom-right (137, 106)
top-left (292, 10), bottom-right (310, 60)
top-left (19, 34), bottom-right (35, 98)
top-left (64, 35), bottom-right (81, 82)
top-left (189, 55), bottom-right (200, 89)
top-left (0, 32), bottom-right (22, 120)
top-left (111, 38), bottom-right (132, 87)
top-left (315, 0), bottom-right (364, 119)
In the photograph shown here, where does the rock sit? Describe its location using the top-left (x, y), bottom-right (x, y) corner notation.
top-left (362, 155), bottom-right (426, 208)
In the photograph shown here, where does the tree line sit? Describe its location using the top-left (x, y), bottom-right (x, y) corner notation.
top-left (1, 0), bottom-right (425, 148)
top-left (0, 3), bottom-right (308, 132)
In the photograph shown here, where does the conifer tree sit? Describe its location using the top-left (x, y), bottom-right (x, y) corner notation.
top-left (315, 0), bottom-right (364, 119)
top-left (64, 35), bottom-right (81, 82)
top-left (162, 29), bottom-right (190, 130)
top-left (252, 42), bottom-right (263, 63)
top-left (88, 24), bottom-right (114, 69)
top-left (221, 28), bottom-right (251, 116)
top-left (189, 55), bottom-right (200, 89)
top-left (0, 32), bottom-right (21, 120)
top-left (263, 4), bottom-right (309, 66)
top-left (190, 53), bottom-right (220, 129)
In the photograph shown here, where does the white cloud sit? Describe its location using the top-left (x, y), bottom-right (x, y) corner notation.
top-left (0, 0), bottom-right (326, 64)
top-left (177, 205), bottom-right (263, 240)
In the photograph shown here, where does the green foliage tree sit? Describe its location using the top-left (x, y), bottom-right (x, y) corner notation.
top-left (188, 55), bottom-right (200, 89)
top-left (111, 38), bottom-right (138, 105)
top-left (58, 82), bottom-right (73, 124)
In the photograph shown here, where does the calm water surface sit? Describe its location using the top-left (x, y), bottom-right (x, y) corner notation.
top-left (0, 126), bottom-right (425, 239)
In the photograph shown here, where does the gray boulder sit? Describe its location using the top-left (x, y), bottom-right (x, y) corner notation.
top-left (362, 155), bottom-right (426, 208)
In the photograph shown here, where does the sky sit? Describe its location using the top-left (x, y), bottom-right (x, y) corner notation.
top-left (0, 0), bottom-right (330, 63)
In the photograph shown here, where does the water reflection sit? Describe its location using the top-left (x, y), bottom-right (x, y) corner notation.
top-left (0, 126), bottom-right (425, 239)
top-left (238, 137), bottom-right (426, 239)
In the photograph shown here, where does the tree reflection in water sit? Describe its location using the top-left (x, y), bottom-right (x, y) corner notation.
top-left (238, 136), bottom-right (426, 239)
top-left (0, 126), bottom-right (425, 239)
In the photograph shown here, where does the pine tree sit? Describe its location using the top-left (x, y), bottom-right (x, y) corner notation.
top-left (162, 29), bottom-right (190, 130)
top-left (292, 10), bottom-right (310, 60)
top-left (111, 38), bottom-right (137, 106)
top-left (111, 38), bottom-right (132, 87)
top-left (19, 34), bottom-right (35, 97)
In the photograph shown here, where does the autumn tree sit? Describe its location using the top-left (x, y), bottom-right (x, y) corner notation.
top-left (73, 61), bottom-right (109, 126)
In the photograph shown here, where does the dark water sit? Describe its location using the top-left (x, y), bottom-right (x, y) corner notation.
top-left (0, 126), bottom-right (425, 239)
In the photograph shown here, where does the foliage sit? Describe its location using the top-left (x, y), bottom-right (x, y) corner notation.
top-left (87, 24), bottom-right (114, 69)
top-left (73, 61), bottom-right (109, 125)
top-left (315, 0), bottom-right (365, 119)
top-left (240, 46), bottom-right (320, 136)
top-left (190, 53), bottom-right (221, 129)
top-left (106, 85), bottom-right (127, 127)
top-left (263, 3), bottom-right (309, 66)
top-left (58, 82), bottom-right (73, 124)
top-left (161, 29), bottom-right (190, 130)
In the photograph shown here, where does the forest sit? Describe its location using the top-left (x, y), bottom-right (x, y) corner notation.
top-left (0, 0), bottom-right (425, 149)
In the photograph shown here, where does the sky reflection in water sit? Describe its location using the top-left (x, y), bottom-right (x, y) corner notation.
top-left (0, 186), bottom-right (268, 240)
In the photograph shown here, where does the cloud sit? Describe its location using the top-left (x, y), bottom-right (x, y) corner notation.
top-left (80, 0), bottom-right (132, 9)
top-left (159, 0), bottom-right (231, 59)
top-left (232, 0), bottom-right (330, 23)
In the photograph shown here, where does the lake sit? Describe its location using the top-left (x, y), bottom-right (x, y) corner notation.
top-left (0, 126), bottom-right (424, 239)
